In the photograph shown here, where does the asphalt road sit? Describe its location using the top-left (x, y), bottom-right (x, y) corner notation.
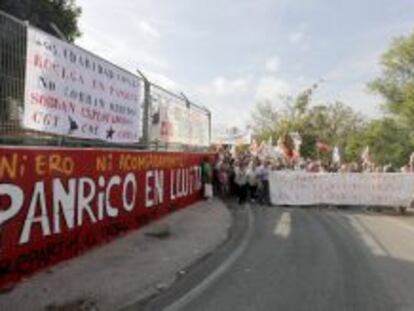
top-left (168, 206), bottom-right (414, 311)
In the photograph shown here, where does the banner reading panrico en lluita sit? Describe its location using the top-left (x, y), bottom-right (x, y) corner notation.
top-left (0, 146), bottom-right (213, 288)
top-left (24, 27), bottom-right (142, 143)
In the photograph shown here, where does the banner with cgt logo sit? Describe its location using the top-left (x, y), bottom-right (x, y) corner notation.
top-left (23, 27), bottom-right (142, 143)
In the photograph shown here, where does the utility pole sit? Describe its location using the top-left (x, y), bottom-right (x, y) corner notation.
top-left (137, 69), bottom-right (151, 148)
top-left (49, 22), bottom-right (68, 147)
top-left (181, 92), bottom-right (191, 147)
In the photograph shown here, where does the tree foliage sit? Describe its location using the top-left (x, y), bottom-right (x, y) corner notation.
top-left (365, 29), bottom-right (414, 167)
top-left (251, 29), bottom-right (414, 168)
top-left (369, 31), bottom-right (414, 127)
top-left (361, 118), bottom-right (412, 167)
top-left (0, 0), bottom-right (82, 42)
top-left (252, 87), bottom-right (365, 162)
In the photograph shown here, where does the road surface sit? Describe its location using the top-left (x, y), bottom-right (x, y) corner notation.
top-left (165, 206), bottom-right (414, 311)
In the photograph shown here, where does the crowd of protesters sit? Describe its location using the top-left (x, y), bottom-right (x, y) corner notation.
top-left (207, 144), bottom-right (414, 205)
top-left (203, 142), bottom-right (414, 205)
top-left (212, 149), bottom-right (271, 205)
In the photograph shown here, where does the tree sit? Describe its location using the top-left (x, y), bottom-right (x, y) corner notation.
top-left (0, 0), bottom-right (82, 42)
top-left (360, 118), bottom-right (412, 167)
top-left (366, 29), bottom-right (414, 167)
top-left (252, 86), bottom-right (316, 145)
top-left (251, 100), bottom-right (280, 140)
top-left (251, 87), bottom-right (364, 162)
top-left (305, 102), bottom-right (365, 161)
top-left (369, 30), bottom-right (414, 127)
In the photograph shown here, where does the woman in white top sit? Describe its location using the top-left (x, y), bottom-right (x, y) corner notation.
top-left (247, 161), bottom-right (258, 201)
top-left (234, 161), bottom-right (248, 205)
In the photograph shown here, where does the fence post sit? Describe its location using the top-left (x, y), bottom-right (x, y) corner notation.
top-left (137, 70), bottom-right (151, 148)
top-left (180, 92), bottom-right (191, 148)
top-left (48, 22), bottom-right (70, 147)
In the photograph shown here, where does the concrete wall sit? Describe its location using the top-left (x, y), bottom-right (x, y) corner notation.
top-left (0, 146), bottom-right (213, 288)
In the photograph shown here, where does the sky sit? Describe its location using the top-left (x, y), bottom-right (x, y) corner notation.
top-left (75, 0), bottom-right (414, 131)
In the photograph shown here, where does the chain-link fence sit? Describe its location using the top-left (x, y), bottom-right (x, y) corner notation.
top-left (0, 10), bottom-right (211, 151)
top-left (0, 11), bottom-right (26, 143)
top-left (148, 83), bottom-right (211, 152)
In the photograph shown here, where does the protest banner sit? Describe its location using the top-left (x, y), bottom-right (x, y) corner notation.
top-left (23, 27), bottom-right (142, 143)
top-left (150, 86), bottom-right (209, 146)
top-left (270, 171), bottom-right (414, 207)
top-left (0, 146), bottom-right (213, 288)
top-left (212, 128), bottom-right (252, 145)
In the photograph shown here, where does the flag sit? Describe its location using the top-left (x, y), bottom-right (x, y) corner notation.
top-left (276, 136), bottom-right (294, 160)
top-left (332, 146), bottom-right (341, 164)
top-left (264, 137), bottom-right (274, 156)
top-left (246, 128), bottom-right (253, 145)
top-left (289, 132), bottom-right (302, 150)
top-left (250, 139), bottom-right (258, 156)
top-left (316, 141), bottom-right (331, 153)
top-left (270, 136), bottom-right (283, 158)
top-left (257, 141), bottom-right (267, 159)
top-left (290, 132), bottom-right (302, 159)
top-left (361, 146), bottom-right (370, 164)
top-left (267, 136), bottom-right (273, 146)
top-left (230, 144), bottom-right (237, 158)
top-left (409, 152), bottom-right (414, 164)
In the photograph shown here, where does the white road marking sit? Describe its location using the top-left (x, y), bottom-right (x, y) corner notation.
top-left (385, 217), bottom-right (414, 235)
top-left (363, 209), bottom-right (414, 235)
top-left (274, 212), bottom-right (291, 238)
top-left (349, 217), bottom-right (386, 256)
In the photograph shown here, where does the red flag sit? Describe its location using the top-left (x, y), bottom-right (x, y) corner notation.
top-left (316, 141), bottom-right (331, 153)
top-left (250, 139), bottom-right (258, 155)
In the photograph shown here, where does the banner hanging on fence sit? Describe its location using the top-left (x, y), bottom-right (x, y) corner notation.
top-left (189, 107), bottom-right (210, 146)
top-left (150, 86), bottom-right (209, 146)
top-left (23, 27), bottom-right (142, 143)
top-left (269, 172), bottom-right (414, 207)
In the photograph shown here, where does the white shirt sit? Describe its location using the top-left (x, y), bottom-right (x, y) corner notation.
top-left (247, 167), bottom-right (258, 186)
top-left (255, 165), bottom-right (269, 181)
top-left (234, 166), bottom-right (248, 185)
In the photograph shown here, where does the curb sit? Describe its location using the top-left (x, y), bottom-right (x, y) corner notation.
top-left (163, 204), bottom-right (254, 311)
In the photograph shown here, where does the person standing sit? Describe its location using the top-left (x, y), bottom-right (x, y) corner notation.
top-left (256, 160), bottom-right (271, 205)
top-left (201, 157), bottom-right (213, 199)
top-left (219, 160), bottom-right (231, 196)
top-left (247, 160), bottom-right (258, 202)
top-left (213, 158), bottom-right (222, 195)
top-left (234, 161), bottom-right (248, 205)
top-left (409, 152), bottom-right (414, 172)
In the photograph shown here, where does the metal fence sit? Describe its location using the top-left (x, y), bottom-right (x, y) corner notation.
top-left (0, 10), bottom-right (211, 151)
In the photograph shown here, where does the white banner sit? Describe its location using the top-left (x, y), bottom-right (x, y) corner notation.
top-left (270, 171), bottom-right (414, 207)
top-left (24, 27), bottom-right (142, 143)
top-left (212, 129), bottom-right (251, 145)
top-left (150, 87), bottom-right (209, 146)
top-left (189, 107), bottom-right (210, 146)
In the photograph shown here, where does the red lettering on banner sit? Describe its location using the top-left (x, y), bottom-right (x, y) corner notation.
top-left (109, 85), bottom-right (137, 101)
top-left (32, 54), bottom-right (85, 85)
top-left (81, 107), bottom-right (110, 123)
top-left (30, 92), bottom-right (76, 114)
